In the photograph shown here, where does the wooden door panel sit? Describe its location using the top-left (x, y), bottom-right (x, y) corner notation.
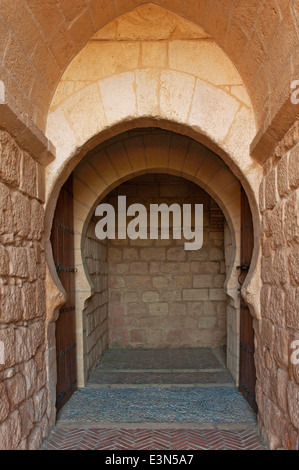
top-left (51, 175), bottom-right (77, 412)
top-left (239, 188), bottom-right (257, 413)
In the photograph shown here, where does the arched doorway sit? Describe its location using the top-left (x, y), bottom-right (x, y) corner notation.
top-left (43, 4), bottom-right (263, 430)
top-left (48, 128), bottom-right (257, 418)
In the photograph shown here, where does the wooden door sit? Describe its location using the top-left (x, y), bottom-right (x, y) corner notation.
top-left (239, 188), bottom-right (257, 413)
top-left (50, 175), bottom-right (77, 412)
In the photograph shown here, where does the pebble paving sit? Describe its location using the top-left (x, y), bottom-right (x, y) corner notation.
top-left (41, 348), bottom-right (267, 450)
top-left (56, 348), bottom-right (256, 425)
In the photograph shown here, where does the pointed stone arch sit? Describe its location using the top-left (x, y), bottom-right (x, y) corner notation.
top-left (43, 11), bottom-right (264, 421)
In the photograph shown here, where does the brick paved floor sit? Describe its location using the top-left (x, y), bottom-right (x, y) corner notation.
top-left (41, 348), bottom-right (268, 450)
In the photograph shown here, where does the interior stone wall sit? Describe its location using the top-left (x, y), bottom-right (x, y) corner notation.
top-left (101, 174), bottom-right (227, 349)
top-left (257, 121), bottom-right (299, 450)
top-left (0, 130), bottom-right (49, 450)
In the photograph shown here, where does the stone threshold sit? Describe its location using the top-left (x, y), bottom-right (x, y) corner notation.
top-left (55, 421), bottom-right (259, 431)
top-left (93, 368), bottom-right (226, 373)
top-left (87, 383), bottom-right (235, 389)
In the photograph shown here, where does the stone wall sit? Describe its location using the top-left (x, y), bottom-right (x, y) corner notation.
top-left (0, 130), bottom-right (48, 450)
top-left (104, 174), bottom-right (227, 349)
top-left (83, 219), bottom-right (109, 375)
top-left (257, 121), bottom-right (299, 450)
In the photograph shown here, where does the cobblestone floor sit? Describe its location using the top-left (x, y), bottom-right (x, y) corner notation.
top-left (41, 348), bottom-right (268, 450)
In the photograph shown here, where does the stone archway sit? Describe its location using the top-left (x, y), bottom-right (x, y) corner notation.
top-left (71, 129), bottom-right (243, 387)
top-left (42, 7), bottom-right (263, 430)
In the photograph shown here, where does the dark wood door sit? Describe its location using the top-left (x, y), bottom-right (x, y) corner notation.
top-left (239, 188), bottom-right (257, 413)
top-left (50, 175), bottom-right (77, 412)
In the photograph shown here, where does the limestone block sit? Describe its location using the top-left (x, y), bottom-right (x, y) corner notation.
top-left (273, 328), bottom-right (289, 370)
top-left (73, 178), bottom-right (97, 211)
top-left (0, 244), bottom-right (9, 275)
top-left (135, 68), bottom-right (160, 116)
top-left (288, 144), bottom-right (299, 190)
top-left (144, 132), bottom-right (171, 168)
top-left (166, 247), bottom-right (186, 261)
top-left (0, 182), bottom-right (13, 235)
top-left (98, 72), bottom-right (137, 125)
top-left (0, 285), bottom-right (22, 323)
top-left (129, 262), bottom-right (148, 274)
top-left (30, 199), bottom-right (44, 241)
top-left (63, 42), bottom-right (140, 82)
top-left (161, 290), bottom-right (182, 302)
top-left (209, 246), bottom-right (224, 261)
top-left (0, 411), bottom-right (21, 450)
top-left (87, 149), bottom-right (118, 186)
top-left (289, 247), bottom-right (299, 285)
top-left (183, 289), bottom-right (209, 301)
top-left (173, 275), bottom-right (192, 289)
top-left (277, 154), bottom-right (289, 198)
top-left (0, 383), bottom-right (9, 423)
top-left (287, 381), bottom-right (299, 429)
top-left (152, 276), bottom-right (170, 289)
top-left (160, 70), bottom-right (195, 123)
top-left (265, 168), bottom-right (278, 211)
top-left (285, 286), bottom-right (299, 329)
top-left (7, 246), bottom-right (28, 278)
top-left (260, 284), bottom-right (271, 319)
top-left (284, 191), bottom-right (299, 245)
top-left (261, 254), bottom-right (273, 284)
top-left (140, 247), bottom-right (166, 260)
top-left (46, 108), bottom-right (77, 160)
top-left (141, 42), bottom-right (167, 68)
top-left (0, 131), bottom-right (21, 187)
top-left (21, 282), bottom-right (37, 321)
top-left (260, 318), bottom-right (274, 350)
top-left (11, 191), bottom-right (31, 238)
top-left (124, 135), bottom-right (147, 173)
top-left (114, 263), bottom-right (130, 275)
top-left (272, 250), bottom-right (288, 286)
top-left (148, 303), bottom-right (168, 316)
top-left (20, 152), bottom-right (36, 198)
top-left (5, 373), bottom-right (26, 409)
top-left (33, 387), bottom-right (47, 423)
top-left (22, 359), bottom-right (38, 398)
top-left (108, 276), bottom-right (125, 289)
top-left (198, 317), bottom-right (217, 329)
top-left (130, 329), bottom-right (147, 343)
top-left (61, 83), bottom-right (107, 147)
top-left (268, 286), bottom-right (285, 328)
top-left (27, 424), bottom-right (43, 451)
top-left (123, 291), bottom-right (139, 303)
top-left (189, 79), bottom-right (239, 142)
top-left (106, 141), bottom-right (132, 179)
top-left (18, 398), bottom-right (34, 440)
top-left (125, 275), bottom-right (151, 289)
top-left (14, 326), bottom-right (36, 363)
top-left (259, 179), bottom-right (265, 213)
top-left (123, 248), bottom-right (139, 261)
top-left (169, 40), bottom-right (242, 86)
top-left (209, 289), bottom-right (227, 301)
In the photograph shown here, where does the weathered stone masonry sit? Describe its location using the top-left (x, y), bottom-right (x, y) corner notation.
top-left (0, 0), bottom-right (298, 452)
top-left (257, 122), bottom-right (299, 450)
top-left (0, 130), bottom-right (48, 450)
top-left (107, 175), bottom-right (227, 350)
